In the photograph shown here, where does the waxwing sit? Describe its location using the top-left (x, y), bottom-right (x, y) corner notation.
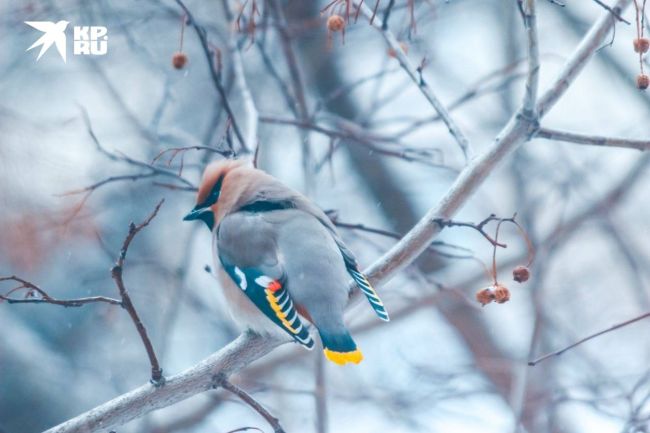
top-left (184, 160), bottom-right (389, 365)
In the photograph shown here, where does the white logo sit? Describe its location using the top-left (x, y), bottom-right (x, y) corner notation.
top-left (25, 21), bottom-right (69, 62)
top-left (25, 21), bottom-right (108, 63)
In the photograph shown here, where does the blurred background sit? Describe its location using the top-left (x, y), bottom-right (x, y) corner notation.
top-left (1, 1), bottom-right (649, 432)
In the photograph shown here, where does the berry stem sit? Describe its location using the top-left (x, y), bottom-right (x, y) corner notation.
top-left (179, 13), bottom-right (186, 52)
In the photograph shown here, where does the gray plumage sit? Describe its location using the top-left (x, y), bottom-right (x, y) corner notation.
top-left (185, 160), bottom-right (389, 364)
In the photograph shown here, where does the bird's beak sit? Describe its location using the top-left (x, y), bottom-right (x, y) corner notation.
top-left (183, 206), bottom-right (211, 221)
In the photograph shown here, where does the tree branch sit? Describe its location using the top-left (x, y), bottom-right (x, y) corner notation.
top-left (218, 377), bottom-right (286, 433)
top-left (520, 0), bottom-right (540, 116)
top-left (267, 0), bottom-right (314, 185)
top-left (434, 214), bottom-right (516, 248)
top-left (222, 0), bottom-right (259, 155)
top-left (528, 311), bottom-right (650, 366)
top-left (0, 276), bottom-right (121, 307)
top-left (174, 0), bottom-right (249, 152)
top-left (536, 127), bottom-right (650, 151)
top-left (363, 0), bottom-right (631, 287)
top-left (356, 0), bottom-right (474, 161)
top-left (111, 199), bottom-right (166, 385)
top-left (43, 332), bottom-right (282, 433)
top-left (3, 202), bottom-right (166, 386)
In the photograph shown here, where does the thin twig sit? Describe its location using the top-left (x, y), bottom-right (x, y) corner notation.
top-left (537, 127), bottom-right (650, 151)
top-left (217, 377), bottom-right (286, 433)
top-left (389, 61), bottom-right (529, 139)
top-left (528, 311), bottom-right (650, 366)
top-left (267, 0), bottom-right (314, 186)
top-left (260, 115), bottom-right (445, 167)
top-left (1, 202), bottom-right (166, 385)
top-left (223, 0), bottom-right (260, 155)
top-left (434, 214), bottom-right (517, 248)
top-left (74, 108), bottom-right (196, 201)
top-left (111, 200), bottom-right (166, 385)
top-left (174, 0), bottom-right (249, 152)
top-left (330, 214), bottom-right (473, 254)
top-left (593, 0), bottom-right (632, 24)
top-left (0, 276), bottom-right (121, 307)
top-left (355, 0), bottom-right (474, 161)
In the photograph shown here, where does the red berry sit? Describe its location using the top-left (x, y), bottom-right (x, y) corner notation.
top-left (513, 265), bottom-right (530, 283)
top-left (494, 284), bottom-right (510, 304)
top-left (476, 288), bottom-right (495, 306)
top-left (172, 52), bottom-right (188, 69)
top-left (327, 15), bottom-right (345, 32)
top-left (633, 38), bottom-right (650, 53)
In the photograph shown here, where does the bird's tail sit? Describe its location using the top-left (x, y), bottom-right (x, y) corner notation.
top-left (319, 329), bottom-right (363, 365)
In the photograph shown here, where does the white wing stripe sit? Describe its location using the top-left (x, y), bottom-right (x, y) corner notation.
top-left (234, 267), bottom-right (247, 291)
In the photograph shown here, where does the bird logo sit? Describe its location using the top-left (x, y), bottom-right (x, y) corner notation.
top-left (25, 21), bottom-right (69, 63)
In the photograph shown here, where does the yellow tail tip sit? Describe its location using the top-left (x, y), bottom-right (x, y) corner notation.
top-left (323, 348), bottom-right (364, 365)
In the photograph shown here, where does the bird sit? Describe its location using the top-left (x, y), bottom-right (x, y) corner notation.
top-left (184, 160), bottom-right (389, 365)
top-left (25, 21), bottom-right (69, 63)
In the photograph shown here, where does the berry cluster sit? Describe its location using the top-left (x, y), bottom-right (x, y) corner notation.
top-left (633, 2), bottom-right (648, 89)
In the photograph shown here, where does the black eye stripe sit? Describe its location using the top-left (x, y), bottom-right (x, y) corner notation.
top-left (196, 175), bottom-right (224, 209)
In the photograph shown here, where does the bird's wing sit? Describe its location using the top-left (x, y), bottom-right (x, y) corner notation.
top-left (217, 213), bottom-right (314, 349)
top-left (279, 193), bottom-right (391, 322)
top-left (234, 191), bottom-right (390, 322)
top-left (25, 21), bottom-right (55, 32)
top-left (334, 239), bottom-right (390, 322)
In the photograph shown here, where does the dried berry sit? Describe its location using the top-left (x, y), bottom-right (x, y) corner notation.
top-left (476, 287), bottom-right (495, 306)
top-left (327, 15), bottom-right (345, 32)
top-left (513, 265), bottom-right (530, 283)
top-left (172, 52), bottom-right (188, 69)
top-left (493, 284), bottom-right (510, 304)
top-left (633, 37), bottom-right (650, 53)
top-left (637, 74), bottom-right (649, 90)
top-left (388, 42), bottom-right (409, 58)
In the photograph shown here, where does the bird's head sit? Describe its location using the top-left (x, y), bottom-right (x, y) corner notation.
top-left (56, 20), bottom-right (70, 29)
top-left (183, 159), bottom-right (247, 230)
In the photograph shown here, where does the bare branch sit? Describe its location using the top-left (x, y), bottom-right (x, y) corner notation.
top-left (0, 276), bottom-right (121, 307)
top-left (267, 0), bottom-right (314, 184)
top-left (73, 109), bottom-right (197, 200)
top-left (361, 0), bottom-right (631, 287)
top-left (111, 200), bottom-right (166, 385)
top-left (434, 214), bottom-right (516, 248)
top-left (528, 311), bottom-right (650, 366)
top-left (592, 0), bottom-right (632, 24)
top-left (537, 0), bottom-right (630, 116)
top-left (259, 115), bottom-right (445, 167)
top-left (2, 202), bottom-right (167, 386)
top-left (218, 377), bottom-right (286, 433)
top-left (355, 0), bottom-right (474, 161)
top-left (222, 0), bottom-right (260, 155)
top-left (43, 333), bottom-right (282, 433)
top-left (536, 127), bottom-right (650, 151)
top-left (520, 0), bottom-right (540, 116)
top-left (174, 0), bottom-right (249, 152)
